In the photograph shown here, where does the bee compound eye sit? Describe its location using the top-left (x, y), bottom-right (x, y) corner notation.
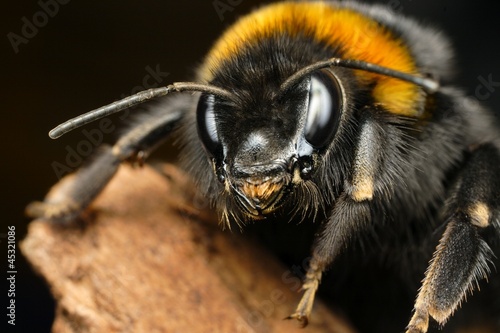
top-left (304, 70), bottom-right (343, 149)
top-left (196, 94), bottom-right (220, 156)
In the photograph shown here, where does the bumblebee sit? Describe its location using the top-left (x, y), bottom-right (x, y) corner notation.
top-left (27, 1), bottom-right (500, 332)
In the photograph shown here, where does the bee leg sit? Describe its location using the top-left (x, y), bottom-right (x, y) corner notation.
top-left (26, 145), bottom-right (121, 222)
top-left (289, 111), bottom-right (380, 325)
top-left (406, 144), bottom-right (500, 333)
top-left (288, 194), bottom-right (372, 326)
top-left (26, 106), bottom-right (185, 223)
top-left (286, 255), bottom-right (322, 327)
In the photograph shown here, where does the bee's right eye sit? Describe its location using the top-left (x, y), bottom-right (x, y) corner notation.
top-left (196, 94), bottom-right (221, 156)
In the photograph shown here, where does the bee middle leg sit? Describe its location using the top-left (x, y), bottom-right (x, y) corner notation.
top-left (406, 144), bottom-right (500, 333)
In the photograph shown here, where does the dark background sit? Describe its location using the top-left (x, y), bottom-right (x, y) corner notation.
top-left (3, 1), bottom-right (500, 332)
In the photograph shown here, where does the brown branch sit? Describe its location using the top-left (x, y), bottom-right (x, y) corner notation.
top-left (22, 164), bottom-right (355, 333)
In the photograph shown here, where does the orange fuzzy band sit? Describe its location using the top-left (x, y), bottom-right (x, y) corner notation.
top-left (202, 2), bottom-right (423, 117)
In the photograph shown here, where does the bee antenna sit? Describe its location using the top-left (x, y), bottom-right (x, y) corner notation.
top-left (48, 82), bottom-right (234, 139)
top-left (281, 58), bottom-right (439, 95)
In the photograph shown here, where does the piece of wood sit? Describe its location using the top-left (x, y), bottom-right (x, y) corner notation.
top-left (22, 164), bottom-right (356, 333)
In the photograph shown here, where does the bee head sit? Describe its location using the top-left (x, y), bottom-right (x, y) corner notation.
top-left (196, 68), bottom-right (345, 222)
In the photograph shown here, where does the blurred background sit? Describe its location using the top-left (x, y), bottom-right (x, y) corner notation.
top-left (3, 1), bottom-right (500, 332)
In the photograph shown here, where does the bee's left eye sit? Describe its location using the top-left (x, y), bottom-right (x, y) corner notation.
top-left (304, 70), bottom-right (343, 149)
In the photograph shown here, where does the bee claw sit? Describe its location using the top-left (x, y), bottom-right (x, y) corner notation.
top-left (285, 312), bottom-right (309, 327)
top-left (406, 327), bottom-right (425, 333)
top-left (25, 200), bottom-right (80, 224)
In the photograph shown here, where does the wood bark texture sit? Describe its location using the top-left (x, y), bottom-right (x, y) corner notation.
top-left (22, 164), bottom-right (355, 333)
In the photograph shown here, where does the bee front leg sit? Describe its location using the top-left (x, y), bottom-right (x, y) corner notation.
top-left (288, 194), bottom-right (372, 326)
top-left (26, 145), bottom-right (121, 223)
top-left (26, 101), bottom-right (186, 223)
top-left (406, 144), bottom-right (500, 333)
top-left (289, 110), bottom-right (381, 325)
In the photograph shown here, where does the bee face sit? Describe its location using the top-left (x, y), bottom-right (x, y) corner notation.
top-left (196, 67), bottom-right (345, 220)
